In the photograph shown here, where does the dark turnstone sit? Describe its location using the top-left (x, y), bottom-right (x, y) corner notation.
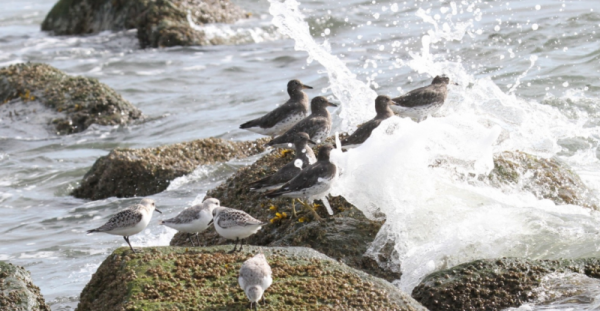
top-left (86, 198), bottom-right (161, 253)
top-left (240, 79), bottom-right (312, 137)
top-left (341, 95), bottom-right (394, 149)
top-left (159, 198), bottom-right (220, 247)
top-left (239, 250), bottom-right (272, 309)
top-left (211, 206), bottom-right (267, 253)
top-left (391, 75), bottom-right (452, 122)
top-left (249, 132), bottom-right (317, 193)
top-left (265, 144), bottom-right (337, 220)
top-left (265, 96), bottom-right (337, 148)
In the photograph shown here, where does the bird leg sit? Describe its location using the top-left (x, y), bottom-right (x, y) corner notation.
top-left (189, 233), bottom-right (196, 247)
top-left (297, 199), bottom-right (322, 221)
top-left (194, 233), bottom-right (201, 247)
top-left (238, 239), bottom-right (245, 252)
top-left (123, 236), bottom-right (137, 253)
top-left (290, 198), bottom-right (297, 218)
top-left (228, 238), bottom-right (239, 254)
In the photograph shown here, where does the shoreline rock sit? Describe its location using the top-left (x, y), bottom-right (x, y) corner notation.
top-left (412, 257), bottom-right (600, 311)
top-left (41, 0), bottom-right (248, 48)
top-left (76, 246), bottom-right (426, 311)
top-left (72, 137), bottom-right (270, 200)
top-left (0, 63), bottom-right (142, 135)
top-left (0, 261), bottom-right (50, 311)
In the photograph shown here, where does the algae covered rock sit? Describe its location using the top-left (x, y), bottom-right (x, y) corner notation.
top-left (169, 149), bottom-right (396, 281)
top-left (41, 0), bottom-right (248, 48)
top-left (412, 257), bottom-right (600, 311)
top-left (0, 261), bottom-right (50, 311)
top-left (72, 137), bottom-right (270, 200)
top-left (76, 246), bottom-right (425, 311)
top-left (0, 63), bottom-right (142, 135)
top-left (489, 151), bottom-right (598, 209)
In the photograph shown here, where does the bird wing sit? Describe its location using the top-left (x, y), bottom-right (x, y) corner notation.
top-left (267, 117), bottom-right (327, 146)
top-left (217, 211), bottom-right (264, 229)
top-left (342, 119), bottom-right (382, 146)
top-left (94, 208), bottom-right (143, 232)
top-left (267, 162), bottom-right (336, 196)
top-left (162, 206), bottom-right (200, 225)
top-left (392, 86), bottom-right (445, 108)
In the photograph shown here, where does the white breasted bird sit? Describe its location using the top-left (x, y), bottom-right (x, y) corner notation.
top-left (159, 198), bottom-right (220, 246)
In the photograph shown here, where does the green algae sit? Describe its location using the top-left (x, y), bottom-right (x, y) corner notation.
top-left (76, 246), bottom-right (424, 311)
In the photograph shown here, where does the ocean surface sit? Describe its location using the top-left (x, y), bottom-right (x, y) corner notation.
top-left (1, 0), bottom-right (599, 309)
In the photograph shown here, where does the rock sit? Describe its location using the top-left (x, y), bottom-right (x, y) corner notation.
top-left (76, 246), bottom-right (426, 311)
top-left (72, 137), bottom-right (270, 200)
top-left (169, 149), bottom-right (397, 281)
top-left (489, 151), bottom-right (598, 209)
top-left (411, 257), bottom-right (600, 311)
top-left (41, 0), bottom-right (248, 48)
top-left (0, 63), bottom-right (142, 135)
top-left (0, 261), bottom-right (50, 311)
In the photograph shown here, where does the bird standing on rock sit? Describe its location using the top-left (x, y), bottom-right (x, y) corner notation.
top-left (212, 206), bottom-right (267, 253)
top-left (159, 198), bottom-right (220, 247)
top-left (240, 79), bottom-right (313, 137)
top-left (342, 95), bottom-right (394, 149)
top-left (391, 75), bottom-right (453, 122)
top-left (86, 198), bottom-right (161, 253)
top-left (239, 250), bottom-right (273, 310)
top-left (265, 96), bottom-right (337, 149)
top-left (266, 144), bottom-right (337, 220)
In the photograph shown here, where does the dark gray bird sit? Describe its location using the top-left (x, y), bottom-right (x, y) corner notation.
top-left (265, 96), bottom-right (337, 149)
top-left (341, 95), bottom-right (394, 149)
top-left (265, 144), bottom-right (337, 220)
top-left (240, 79), bottom-right (313, 137)
top-left (249, 132), bottom-right (317, 192)
top-left (391, 75), bottom-right (452, 122)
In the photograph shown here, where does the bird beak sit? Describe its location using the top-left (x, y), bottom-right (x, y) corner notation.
top-left (328, 102), bottom-right (339, 107)
top-left (308, 139), bottom-right (318, 145)
top-left (155, 208), bottom-right (162, 214)
top-left (303, 84), bottom-right (313, 89)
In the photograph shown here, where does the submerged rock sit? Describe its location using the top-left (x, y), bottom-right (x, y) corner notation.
top-left (72, 137), bottom-right (269, 200)
top-left (489, 151), bottom-right (598, 209)
top-left (76, 246), bottom-right (425, 311)
top-left (0, 63), bottom-right (142, 135)
top-left (41, 0), bottom-right (248, 48)
top-left (412, 257), bottom-right (600, 311)
top-left (169, 149), bottom-right (396, 281)
top-left (0, 261), bottom-right (50, 311)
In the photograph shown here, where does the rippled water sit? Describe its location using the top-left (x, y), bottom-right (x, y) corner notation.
top-left (1, 0), bottom-right (599, 309)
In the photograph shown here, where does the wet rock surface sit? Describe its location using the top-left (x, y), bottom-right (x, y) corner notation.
top-left (488, 151), bottom-right (598, 209)
top-left (72, 137), bottom-right (269, 200)
top-left (41, 0), bottom-right (248, 48)
top-left (0, 261), bottom-right (50, 311)
top-left (0, 63), bottom-right (142, 135)
top-left (412, 257), bottom-right (600, 311)
top-left (169, 149), bottom-right (397, 281)
top-left (76, 246), bottom-right (426, 311)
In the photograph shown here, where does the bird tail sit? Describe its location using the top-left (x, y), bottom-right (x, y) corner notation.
top-left (86, 229), bottom-right (99, 234)
top-left (158, 220), bottom-right (165, 225)
top-left (240, 119), bottom-right (260, 129)
top-left (264, 188), bottom-right (284, 198)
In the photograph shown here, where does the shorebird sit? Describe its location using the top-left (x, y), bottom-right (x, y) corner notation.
top-left (240, 79), bottom-right (312, 137)
top-left (391, 75), bottom-right (452, 122)
top-left (341, 95), bottom-right (394, 149)
top-left (86, 198), bottom-right (161, 253)
top-left (212, 206), bottom-right (267, 253)
top-left (265, 96), bottom-right (337, 149)
top-left (159, 198), bottom-right (220, 246)
top-left (239, 250), bottom-right (273, 310)
top-left (266, 144), bottom-right (337, 220)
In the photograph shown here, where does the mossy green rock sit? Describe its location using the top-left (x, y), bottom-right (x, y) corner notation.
top-left (489, 151), bottom-right (598, 209)
top-left (41, 0), bottom-right (247, 48)
top-left (72, 137), bottom-right (270, 200)
top-left (0, 63), bottom-right (142, 135)
top-left (0, 261), bottom-right (50, 311)
top-left (169, 149), bottom-right (395, 281)
top-left (76, 246), bottom-right (426, 311)
top-left (412, 257), bottom-right (600, 311)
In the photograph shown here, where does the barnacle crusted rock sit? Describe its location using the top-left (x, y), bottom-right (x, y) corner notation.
top-left (0, 261), bottom-right (50, 311)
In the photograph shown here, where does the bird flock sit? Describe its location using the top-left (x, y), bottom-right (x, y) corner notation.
top-left (86, 75), bottom-right (452, 308)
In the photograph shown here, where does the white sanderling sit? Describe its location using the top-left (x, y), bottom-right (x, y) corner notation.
top-left (265, 96), bottom-right (337, 149)
top-left (341, 95), bottom-right (394, 149)
top-left (212, 206), bottom-right (267, 253)
top-left (86, 198), bottom-right (161, 253)
top-left (266, 144), bottom-right (337, 220)
top-left (240, 79), bottom-right (312, 137)
top-left (239, 250), bottom-right (273, 309)
top-left (159, 198), bottom-right (220, 246)
top-left (391, 75), bottom-right (455, 122)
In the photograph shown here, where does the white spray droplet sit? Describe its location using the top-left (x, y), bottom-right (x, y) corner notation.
top-left (373, 13), bottom-right (380, 19)
top-left (494, 25), bottom-right (500, 31)
top-left (532, 24), bottom-right (539, 30)
top-left (535, 5), bottom-right (541, 10)
top-left (302, 148), bottom-right (307, 154)
top-left (294, 159), bottom-right (303, 168)
top-left (287, 143), bottom-right (293, 148)
top-left (324, 28), bottom-right (330, 35)
top-left (390, 3), bottom-right (399, 12)
top-left (562, 82), bottom-right (569, 87)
